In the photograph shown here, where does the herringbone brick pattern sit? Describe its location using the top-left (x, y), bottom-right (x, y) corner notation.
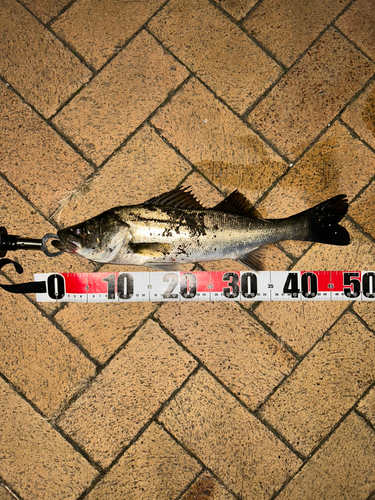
top-left (0, 0), bottom-right (375, 498)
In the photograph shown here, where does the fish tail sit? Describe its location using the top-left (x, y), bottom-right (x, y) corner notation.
top-left (290, 194), bottom-right (350, 246)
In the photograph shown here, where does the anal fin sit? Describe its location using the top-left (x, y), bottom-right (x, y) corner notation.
top-left (236, 247), bottom-right (265, 271)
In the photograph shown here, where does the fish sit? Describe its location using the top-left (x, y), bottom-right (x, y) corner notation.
top-left (52, 187), bottom-right (350, 271)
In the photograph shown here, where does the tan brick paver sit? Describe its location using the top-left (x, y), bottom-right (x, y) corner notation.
top-left (260, 313), bottom-right (375, 456)
top-left (180, 470), bottom-right (236, 500)
top-left (0, 377), bottom-right (97, 499)
top-left (53, 30), bottom-right (188, 165)
top-left (51, 0), bottom-right (166, 69)
top-left (248, 28), bottom-right (374, 160)
top-left (152, 78), bottom-right (288, 202)
top-left (0, 81), bottom-right (94, 216)
top-left (149, 0), bottom-right (282, 114)
top-left (0, 0), bottom-right (91, 117)
top-left (276, 413), bottom-right (375, 499)
top-left (335, 0), bottom-right (375, 60)
top-left (58, 320), bottom-right (196, 466)
top-left (342, 80), bottom-right (375, 151)
top-left (156, 302), bottom-right (296, 409)
top-left (55, 124), bottom-right (192, 225)
top-left (85, 422), bottom-right (201, 500)
top-left (159, 368), bottom-right (302, 500)
top-left (1, 0), bottom-right (375, 498)
top-left (243, 0), bottom-right (352, 67)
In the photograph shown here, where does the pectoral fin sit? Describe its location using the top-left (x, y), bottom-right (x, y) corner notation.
top-left (128, 243), bottom-right (184, 270)
top-left (128, 242), bottom-right (174, 257)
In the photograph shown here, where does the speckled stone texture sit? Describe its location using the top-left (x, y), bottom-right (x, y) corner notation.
top-left (1, 1), bottom-right (375, 498)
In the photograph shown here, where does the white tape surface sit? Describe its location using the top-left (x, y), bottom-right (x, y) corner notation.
top-left (33, 271), bottom-right (375, 302)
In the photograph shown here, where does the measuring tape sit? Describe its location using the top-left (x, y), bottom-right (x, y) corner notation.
top-left (33, 271), bottom-right (375, 302)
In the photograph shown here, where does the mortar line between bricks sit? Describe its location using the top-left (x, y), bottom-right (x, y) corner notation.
top-left (245, 64), bottom-right (375, 180)
top-left (75, 364), bottom-right (202, 500)
top-left (173, 469), bottom-right (205, 500)
top-left (148, 121), bottom-right (228, 198)
top-left (0, 271), bottom-right (106, 414)
top-left (0, 75), bottom-right (98, 177)
top-left (47, 74), bottom-right (194, 223)
top-left (13, 0), bottom-right (95, 72)
top-left (44, 1), bottom-right (177, 126)
top-left (334, 24), bottom-right (375, 65)
top-left (255, 303), bottom-right (351, 412)
top-left (248, 309), bottom-right (302, 360)
top-left (344, 172), bottom-right (375, 219)
top-left (241, 68), bottom-right (286, 119)
top-left (206, 0), bottom-right (287, 70)
top-left (157, 420), bottom-right (244, 500)
top-left (351, 308), bottom-right (375, 338)
top-left (240, 0), bottom-right (267, 27)
top-left (269, 307), bottom-right (375, 480)
top-left (0, 371), bottom-right (103, 473)
top-left (269, 386), bottom-right (375, 499)
top-left (154, 316), bottom-right (306, 461)
top-left (211, 0), bottom-right (263, 24)
top-left (355, 406), bottom-right (375, 435)
top-left (335, 70), bottom-right (375, 123)
top-left (52, 309), bottom-right (157, 424)
top-left (1, 269), bottom-right (103, 368)
top-left (243, 39), bottom-right (375, 168)
top-left (90, 71), bottom-right (193, 171)
top-left (346, 213), bottom-right (375, 246)
top-left (90, 306), bottom-right (159, 371)
top-left (241, 24), bottom-right (339, 120)
top-left (46, 21), bottom-right (154, 120)
top-left (0, 476), bottom-right (24, 500)
top-left (0, 167), bottom-right (61, 232)
top-left (145, 27), bottom-right (293, 165)
top-left (340, 113), bottom-right (375, 157)
top-left (44, 0), bottom-right (80, 25)
top-left (241, 0), bottom-right (371, 120)
top-left (48, 0), bottom-right (174, 84)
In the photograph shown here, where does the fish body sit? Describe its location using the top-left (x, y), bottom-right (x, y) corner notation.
top-left (53, 188), bottom-right (350, 270)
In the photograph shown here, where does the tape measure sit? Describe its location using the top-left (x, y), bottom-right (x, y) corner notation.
top-left (33, 271), bottom-right (375, 302)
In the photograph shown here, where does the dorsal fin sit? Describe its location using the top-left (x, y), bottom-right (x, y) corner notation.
top-left (144, 186), bottom-right (204, 209)
top-left (213, 191), bottom-right (263, 219)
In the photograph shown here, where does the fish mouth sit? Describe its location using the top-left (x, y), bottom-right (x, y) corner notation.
top-left (51, 239), bottom-right (79, 253)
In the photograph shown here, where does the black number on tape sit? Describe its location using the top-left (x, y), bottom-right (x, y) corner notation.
top-left (301, 272), bottom-right (318, 298)
top-left (363, 272), bottom-right (375, 298)
top-left (343, 272), bottom-right (361, 298)
top-left (180, 273), bottom-right (197, 299)
top-left (47, 273), bottom-right (65, 300)
top-left (283, 273), bottom-right (299, 297)
top-left (163, 273), bottom-right (179, 299)
top-left (102, 273), bottom-right (134, 300)
top-left (223, 272), bottom-right (239, 298)
top-left (103, 273), bottom-right (116, 299)
top-left (118, 273), bottom-right (134, 300)
top-left (241, 272), bottom-right (257, 298)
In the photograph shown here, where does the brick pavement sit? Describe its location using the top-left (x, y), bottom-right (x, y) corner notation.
top-left (0, 0), bottom-right (375, 499)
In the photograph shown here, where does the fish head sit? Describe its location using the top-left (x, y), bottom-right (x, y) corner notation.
top-left (52, 213), bottom-right (130, 263)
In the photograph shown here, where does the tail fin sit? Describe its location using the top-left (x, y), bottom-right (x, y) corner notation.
top-left (291, 194), bottom-right (350, 246)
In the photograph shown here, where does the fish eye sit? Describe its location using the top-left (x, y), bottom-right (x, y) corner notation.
top-left (72, 227), bottom-right (85, 237)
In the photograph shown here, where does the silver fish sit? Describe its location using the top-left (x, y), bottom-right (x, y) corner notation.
top-left (52, 187), bottom-right (350, 270)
